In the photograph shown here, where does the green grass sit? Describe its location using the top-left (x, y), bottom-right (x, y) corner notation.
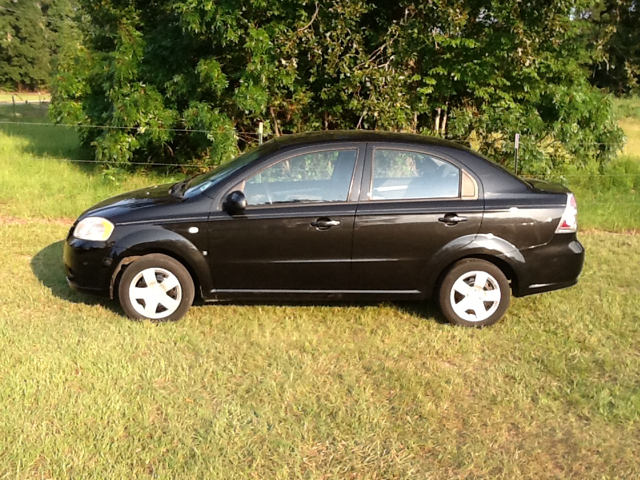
top-left (564, 156), bottom-right (640, 231)
top-left (0, 91), bottom-right (50, 103)
top-left (0, 222), bottom-right (638, 478)
top-left (0, 101), bottom-right (639, 478)
top-left (613, 96), bottom-right (640, 121)
top-left (0, 105), bottom-right (182, 219)
top-left (565, 97), bottom-right (639, 230)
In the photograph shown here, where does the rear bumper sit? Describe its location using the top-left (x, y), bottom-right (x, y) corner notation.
top-left (509, 235), bottom-right (585, 297)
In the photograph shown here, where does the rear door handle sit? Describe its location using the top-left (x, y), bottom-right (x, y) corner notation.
top-left (311, 218), bottom-right (341, 229)
top-left (438, 214), bottom-right (468, 226)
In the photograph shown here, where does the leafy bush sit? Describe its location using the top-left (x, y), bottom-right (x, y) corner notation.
top-left (50, 0), bottom-right (624, 170)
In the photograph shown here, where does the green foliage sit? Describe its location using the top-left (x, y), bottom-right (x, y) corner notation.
top-left (0, 0), bottom-right (50, 89)
top-left (590, 0), bottom-right (640, 95)
top-left (50, 0), bottom-right (624, 170)
top-left (0, 0), bottom-right (80, 90)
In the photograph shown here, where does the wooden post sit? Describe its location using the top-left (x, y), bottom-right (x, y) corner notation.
top-left (441, 110), bottom-right (448, 136)
top-left (514, 133), bottom-right (520, 175)
top-left (258, 122), bottom-right (264, 145)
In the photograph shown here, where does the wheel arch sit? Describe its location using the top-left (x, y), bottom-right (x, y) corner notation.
top-left (423, 234), bottom-right (525, 298)
top-left (107, 228), bottom-right (212, 299)
top-left (109, 249), bottom-right (206, 300)
top-left (433, 254), bottom-right (518, 297)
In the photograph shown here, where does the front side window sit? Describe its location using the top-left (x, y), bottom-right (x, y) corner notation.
top-left (241, 149), bottom-right (357, 206)
top-left (371, 149), bottom-right (460, 200)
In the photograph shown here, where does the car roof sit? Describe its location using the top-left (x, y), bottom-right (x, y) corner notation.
top-left (267, 130), bottom-right (534, 195)
top-left (271, 130), bottom-right (474, 154)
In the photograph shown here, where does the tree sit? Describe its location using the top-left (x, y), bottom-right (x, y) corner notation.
top-left (49, 0), bottom-right (624, 173)
top-left (590, 0), bottom-right (640, 95)
top-left (0, 0), bottom-right (80, 90)
top-left (0, 0), bottom-right (50, 90)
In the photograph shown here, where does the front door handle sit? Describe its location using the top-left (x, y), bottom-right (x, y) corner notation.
top-left (438, 214), bottom-right (468, 226)
top-left (311, 218), bottom-right (341, 230)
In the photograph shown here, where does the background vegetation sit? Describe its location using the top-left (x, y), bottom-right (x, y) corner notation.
top-left (3, 1), bottom-right (640, 178)
top-left (590, 0), bottom-right (640, 95)
top-left (0, 99), bottom-right (638, 478)
top-left (0, 0), bottom-right (79, 90)
top-left (48, 0), bottom-right (628, 174)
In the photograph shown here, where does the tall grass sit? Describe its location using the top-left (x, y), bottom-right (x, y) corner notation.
top-left (560, 97), bottom-right (640, 230)
top-left (0, 105), bottom-right (181, 219)
top-left (0, 102), bottom-right (637, 230)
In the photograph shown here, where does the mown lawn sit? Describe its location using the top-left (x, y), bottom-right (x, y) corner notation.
top-left (0, 102), bottom-right (639, 478)
top-left (1, 222), bottom-right (638, 478)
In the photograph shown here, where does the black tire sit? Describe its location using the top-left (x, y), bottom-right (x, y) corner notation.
top-left (117, 254), bottom-right (195, 321)
top-left (438, 259), bottom-right (510, 327)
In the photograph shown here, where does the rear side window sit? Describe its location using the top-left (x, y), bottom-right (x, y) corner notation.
top-left (370, 149), bottom-right (460, 200)
top-left (242, 149), bottom-right (357, 206)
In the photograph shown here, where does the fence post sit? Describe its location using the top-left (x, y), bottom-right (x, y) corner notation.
top-left (514, 133), bottom-right (520, 176)
top-left (12, 95), bottom-right (16, 116)
top-left (258, 122), bottom-right (264, 145)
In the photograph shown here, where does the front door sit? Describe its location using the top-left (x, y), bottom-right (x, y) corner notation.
top-left (351, 145), bottom-right (483, 293)
top-left (207, 146), bottom-right (363, 294)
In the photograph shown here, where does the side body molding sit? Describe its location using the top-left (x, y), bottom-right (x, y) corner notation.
top-left (421, 234), bottom-right (526, 298)
top-left (107, 226), bottom-right (213, 298)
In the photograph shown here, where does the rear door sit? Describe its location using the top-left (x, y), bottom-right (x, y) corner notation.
top-left (351, 144), bottom-right (484, 293)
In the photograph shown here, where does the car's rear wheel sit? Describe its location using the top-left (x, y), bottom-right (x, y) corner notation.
top-left (438, 259), bottom-right (510, 327)
top-left (118, 254), bottom-right (194, 321)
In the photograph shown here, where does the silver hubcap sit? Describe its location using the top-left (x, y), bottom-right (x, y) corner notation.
top-left (129, 267), bottom-right (182, 319)
top-left (450, 270), bottom-right (502, 322)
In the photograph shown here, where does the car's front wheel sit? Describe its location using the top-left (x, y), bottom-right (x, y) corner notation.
top-left (438, 259), bottom-right (510, 327)
top-left (118, 254), bottom-right (195, 321)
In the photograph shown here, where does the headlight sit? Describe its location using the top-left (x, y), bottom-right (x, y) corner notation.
top-left (73, 217), bottom-right (115, 241)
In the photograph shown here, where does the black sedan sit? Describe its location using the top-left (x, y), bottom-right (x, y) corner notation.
top-left (64, 131), bottom-right (584, 327)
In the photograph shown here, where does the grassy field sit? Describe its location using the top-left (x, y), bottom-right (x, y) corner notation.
top-left (0, 102), bottom-right (639, 478)
top-left (1, 222), bottom-right (639, 478)
top-left (0, 105), bottom-right (182, 219)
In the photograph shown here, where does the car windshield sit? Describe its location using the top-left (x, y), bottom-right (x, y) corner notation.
top-left (182, 142), bottom-right (278, 197)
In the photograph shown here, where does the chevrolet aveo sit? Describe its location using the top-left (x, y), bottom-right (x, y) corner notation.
top-left (64, 131), bottom-right (584, 327)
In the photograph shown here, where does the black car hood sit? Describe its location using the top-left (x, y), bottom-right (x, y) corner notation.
top-left (78, 183), bottom-right (184, 223)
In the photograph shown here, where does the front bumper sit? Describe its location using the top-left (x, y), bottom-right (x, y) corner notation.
top-left (510, 234), bottom-right (585, 297)
top-left (63, 233), bottom-right (114, 297)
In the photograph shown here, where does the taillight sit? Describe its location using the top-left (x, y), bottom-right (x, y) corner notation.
top-left (555, 193), bottom-right (578, 234)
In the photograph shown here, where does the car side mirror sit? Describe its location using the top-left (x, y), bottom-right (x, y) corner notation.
top-left (224, 190), bottom-right (247, 215)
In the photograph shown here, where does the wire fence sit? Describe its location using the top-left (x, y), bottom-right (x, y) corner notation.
top-left (0, 118), bottom-right (625, 143)
top-left (0, 109), bottom-right (638, 179)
